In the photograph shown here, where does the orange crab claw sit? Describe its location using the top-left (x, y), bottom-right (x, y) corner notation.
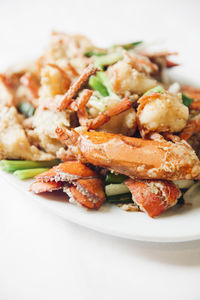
top-left (124, 179), bottom-right (181, 218)
top-left (30, 180), bottom-right (62, 194)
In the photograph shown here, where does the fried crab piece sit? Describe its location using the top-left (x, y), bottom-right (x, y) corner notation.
top-left (179, 114), bottom-right (200, 141)
top-left (125, 52), bottom-right (158, 75)
top-left (56, 161), bottom-right (97, 181)
top-left (107, 59), bottom-right (157, 96)
top-left (70, 90), bottom-right (134, 130)
top-left (70, 89), bottom-right (137, 135)
top-left (39, 64), bottom-right (71, 99)
top-left (0, 106), bottom-right (53, 161)
top-left (35, 161), bottom-right (98, 182)
top-left (56, 128), bottom-right (200, 180)
top-left (30, 161), bottom-right (105, 209)
top-left (64, 177), bottom-right (105, 209)
top-left (124, 179), bottom-right (181, 218)
top-left (29, 180), bottom-right (63, 194)
top-left (137, 91), bottom-right (189, 138)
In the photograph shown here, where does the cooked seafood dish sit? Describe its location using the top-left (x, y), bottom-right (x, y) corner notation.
top-left (1, 31), bottom-right (200, 217)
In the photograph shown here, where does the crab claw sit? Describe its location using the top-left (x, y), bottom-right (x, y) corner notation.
top-left (30, 180), bottom-right (63, 194)
top-left (124, 179), bottom-right (181, 218)
top-left (65, 177), bottom-right (105, 209)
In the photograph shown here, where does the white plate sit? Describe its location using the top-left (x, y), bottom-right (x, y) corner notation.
top-left (1, 169), bottom-right (200, 243)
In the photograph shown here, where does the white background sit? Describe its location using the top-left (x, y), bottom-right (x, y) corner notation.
top-left (1, 0), bottom-right (200, 299)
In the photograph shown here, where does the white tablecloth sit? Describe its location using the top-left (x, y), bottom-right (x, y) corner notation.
top-left (1, 1), bottom-right (200, 299)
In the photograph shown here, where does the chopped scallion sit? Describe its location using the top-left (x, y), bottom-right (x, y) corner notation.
top-left (13, 168), bottom-right (49, 180)
top-left (96, 71), bottom-right (116, 97)
top-left (144, 86), bottom-right (165, 95)
top-left (0, 159), bottom-right (60, 173)
top-left (114, 41), bottom-right (143, 50)
top-left (84, 51), bottom-right (107, 57)
top-left (94, 52), bottom-right (123, 69)
top-left (89, 75), bottom-right (109, 96)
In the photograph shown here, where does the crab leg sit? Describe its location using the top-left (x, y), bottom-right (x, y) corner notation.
top-left (57, 64), bottom-right (97, 111)
top-left (56, 128), bottom-right (200, 180)
top-left (69, 89), bottom-right (93, 126)
top-left (124, 179), bottom-right (181, 218)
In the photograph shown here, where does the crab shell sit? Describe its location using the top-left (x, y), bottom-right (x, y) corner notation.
top-left (124, 179), bottom-right (181, 218)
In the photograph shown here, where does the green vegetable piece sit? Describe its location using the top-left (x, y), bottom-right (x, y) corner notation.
top-left (144, 86), bottom-right (165, 96)
top-left (94, 52), bottom-right (123, 69)
top-left (182, 93), bottom-right (193, 107)
top-left (107, 193), bottom-right (132, 204)
top-left (18, 102), bottom-right (35, 117)
top-left (105, 172), bottom-right (128, 184)
top-left (13, 168), bottom-right (49, 180)
top-left (89, 75), bottom-right (109, 96)
top-left (115, 41), bottom-right (143, 50)
top-left (0, 159), bottom-right (60, 173)
top-left (96, 72), bottom-right (116, 97)
top-left (84, 51), bottom-right (107, 57)
top-left (105, 183), bottom-right (130, 197)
